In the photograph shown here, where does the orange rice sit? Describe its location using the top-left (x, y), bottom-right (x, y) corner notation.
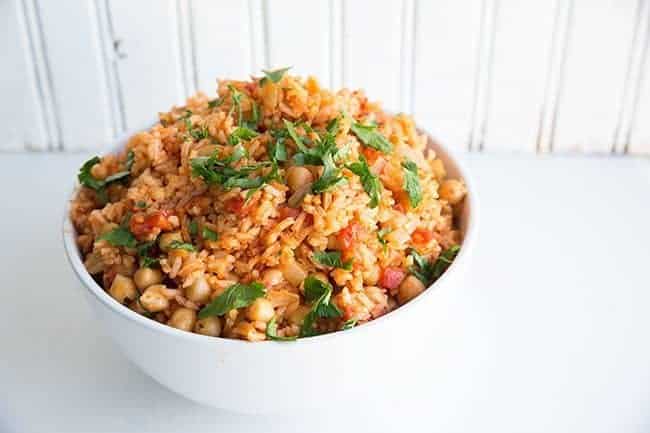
top-left (70, 70), bottom-right (466, 341)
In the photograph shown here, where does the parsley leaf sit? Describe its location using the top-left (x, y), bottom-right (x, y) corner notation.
top-left (78, 157), bottom-right (104, 190)
top-left (198, 282), bottom-right (266, 318)
top-left (377, 228), bottom-right (391, 253)
top-left (313, 251), bottom-right (352, 270)
top-left (260, 66), bottom-right (291, 85)
top-left (202, 227), bottom-right (219, 241)
top-left (347, 156), bottom-right (381, 208)
top-left (188, 220), bottom-right (198, 238)
top-left (402, 160), bottom-right (422, 208)
top-left (300, 276), bottom-right (342, 337)
top-left (266, 316), bottom-right (297, 341)
top-left (135, 201), bottom-right (148, 209)
top-left (98, 226), bottom-right (137, 249)
top-left (137, 240), bottom-right (159, 268)
top-left (268, 137), bottom-right (288, 162)
top-left (167, 240), bottom-right (196, 252)
top-left (208, 97), bottom-right (223, 108)
top-left (78, 152), bottom-right (134, 202)
top-left (409, 245), bottom-right (460, 285)
top-left (227, 84), bottom-right (245, 126)
top-left (341, 319), bottom-right (357, 330)
top-left (350, 121), bottom-right (392, 153)
top-left (311, 152), bottom-right (347, 194)
top-left (228, 126), bottom-right (259, 145)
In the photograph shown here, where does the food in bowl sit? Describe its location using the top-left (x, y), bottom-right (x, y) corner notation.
top-left (69, 68), bottom-right (467, 341)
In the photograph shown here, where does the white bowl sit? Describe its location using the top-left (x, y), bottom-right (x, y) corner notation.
top-left (63, 127), bottom-right (478, 414)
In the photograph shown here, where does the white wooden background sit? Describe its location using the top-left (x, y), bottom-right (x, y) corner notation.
top-left (2, 0), bottom-right (650, 155)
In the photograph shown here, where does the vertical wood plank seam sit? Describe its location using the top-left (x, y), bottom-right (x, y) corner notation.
top-left (547, 0), bottom-right (573, 153)
top-left (611, 0), bottom-right (644, 154)
top-left (399, 0), bottom-right (415, 114)
top-left (477, 0), bottom-right (497, 152)
top-left (247, 0), bottom-right (257, 73)
top-left (341, 1), bottom-right (347, 87)
top-left (103, 0), bottom-right (127, 133)
top-left (625, 2), bottom-right (650, 154)
top-left (93, 0), bottom-right (121, 139)
top-left (536, 1), bottom-right (561, 153)
top-left (248, 0), bottom-right (267, 72)
top-left (175, 0), bottom-right (194, 97)
top-left (21, 0), bottom-right (61, 151)
top-left (187, 0), bottom-right (199, 93)
top-left (328, 0), bottom-right (343, 89)
top-left (262, 0), bottom-right (270, 69)
top-left (409, 0), bottom-right (419, 115)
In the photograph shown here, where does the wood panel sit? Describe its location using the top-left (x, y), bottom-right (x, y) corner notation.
top-left (484, 0), bottom-right (557, 153)
top-left (553, 0), bottom-right (637, 153)
top-left (266, 0), bottom-right (330, 86)
top-left (108, 0), bottom-right (185, 131)
top-left (36, 0), bottom-right (114, 151)
top-left (1, 0), bottom-right (50, 151)
top-left (413, 0), bottom-right (483, 151)
top-left (191, 0), bottom-right (255, 95)
top-left (342, 0), bottom-right (403, 112)
top-left (627, 1), bottom-right (650, 155)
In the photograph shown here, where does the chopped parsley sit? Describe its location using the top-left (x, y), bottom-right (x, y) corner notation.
top-left (409, 245), bottom-right (460, 285)
top-left (266, 316), bottom-right (297, 341)
top-left (341, 319), bottom-right (357, 330)
top-left (208, 97), bottom-right (223, 109)
top-left (313, 250), bottom-right (352, 270)
top-left (202, 227), bottom-right (219, 241)
top-left (188, 219), bottom-right (199, 238)
top-left (135, 201), bottom-right (148, 209)
top-left (268, 137), bottom-right (288, 162)
top-left (98, 226), bottom-right (136, 249)
top-left (311, 152), bottom-right (347, 194)
top-left (300, 276), bottom-right (342, 337)
top-left (167, 240), bottom-right (196, 252)
top-left (377, 228), bottom-right (391, 253)
top-left (350, 121), bottom-right (392, 153)
top-left (347, 156), bottom-right (381, 208)
top-left (78, 151), bottom-right (134, 203)
top-left (198, 282), bottom-right (266, 318)
top-left (402, 160), bottom-right (422, 208)
top-left (260, 66), bottom-right (291, 85)
top-left (137, 240), bottom-right (159, 268)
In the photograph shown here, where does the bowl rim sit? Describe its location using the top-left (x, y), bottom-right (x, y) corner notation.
top-left (62, 124), bottom-right (479, 348)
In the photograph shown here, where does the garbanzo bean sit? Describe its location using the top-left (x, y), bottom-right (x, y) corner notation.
top-left (185, 275), bottom-right (211, 303)
top-left (281, 261), bottom-right (307, 286)
top-left (286, 166), bottom-right (314, 192)
top-left (158, 231), bottom-right (183, 252)
top-left (168, 308), bottom-right (197, 331)
top-left (439, 179), bottom-right (466, 205)
top-left (262, 268), bottom-right (284, 288)
top-left (139, 284), bottom-right (170, 312)
top-left (397, 275), bottom-right (425, 304)
top-left (288, 305), bottom-right (310, 326)
top-left (194, 316), bottom-right (222, 336)
top-left (133, 267), bottom-right (163, 290)
top-left (109, 274), bottom-right (137, 304)
top-left (246, 298), bottom-right (275, 322)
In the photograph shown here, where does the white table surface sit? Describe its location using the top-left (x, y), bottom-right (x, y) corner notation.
top-left (1, 153), bottom-right (649, 433)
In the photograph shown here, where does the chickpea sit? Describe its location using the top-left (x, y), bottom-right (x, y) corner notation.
top-left (159, 231), bottom-right (183, 252)
top-left (168, 308), bottom-right (197, 332)
top-left (439, 179), bottom-right (466, 205)
top-left (196, 144), bottom-right (218, 157)
top-left (398, 275), bottom-right (426, 304)
top-left (185, 275), bottom-right (211, 303)
top-left (288, 305), bottom-right (310, 326)
top-left (234, 321), bottom-right (266, 341)
top-left (281, 261), bottom-right (307, 287)
top-left (195, 316), bottom-right (222, 336)
top-left (139, 284), bottom-right (170, 312)
top-left (109, 274), bottom-right (138, 304)
top-left (262, 268), bottom-right (284, 288)
top-left (286, 166), bottom-right (314, 192)
top-left (246, 298), bottom-right (275, 322)
top-left (133, 267), bottom-right (163, 290)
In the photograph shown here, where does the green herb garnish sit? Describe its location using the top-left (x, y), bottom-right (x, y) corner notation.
top-left (202, 227), bottom-right (219, 241)
top-left (78, 151), bottom-right (134, 203)
top-left (347, 156), bottom-right (381, 208)
top-left (402, 160), bottom-right (422, 208)
top-left (137, 240), bottom-right (159, 268)
top-left (377, 228), bottom-right (391, 253)
top-left (188, 220), bottom-right (199, 238)
top-left (300, 277), bottom-right (342, 337)
top-left (341, 319), bottom-right (357, 330)
top-left (227, 84), bottom-right (244, 126)
top-left (98, 226), bottom-right (136, 249)
top-left (167, 240), bottom-right (197, 252)
top-left (313, 251), bottom-right (352, 270)
top-left (260, 67), bottom-right (291, 85)
top-left (198, 282), bottom-right (266, 318)
top-left (350, 121), bottom-right (392, 153)
top-left (311, 152), bottom-right (347, 194)
top-left (409, 245), bottom-right (460, 285)
top-left (268, 137), bottom-right (288, 162)
top-left (266, 316), bottom-right (297, 341)
top-left (135, 201), bottom-right (148, 209)
top-left (228, 126), bottom-right (259, 145)
top-left (208, 97), bottom-right (223, 109)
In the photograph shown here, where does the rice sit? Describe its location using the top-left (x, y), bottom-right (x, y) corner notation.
top-left (70, 70), bottom-right (467, 341)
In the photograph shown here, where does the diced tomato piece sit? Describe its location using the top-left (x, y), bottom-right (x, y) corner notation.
top-left (411, 228), bottom-right (434, 245)
top-left (225, 197), bottom-right (249, 215)
top-left (394, 202), bottom-right (406, 213)
top-left (380, 267), bottom-right (406, 290)
top-left (362, 147), bottom-right (382, 165)
top-left (337, 222), bottom-right (362, 251)
top-left (279, 206), bottom-right (300, 219)
top-left (130, 210), bottom-right (173, 239)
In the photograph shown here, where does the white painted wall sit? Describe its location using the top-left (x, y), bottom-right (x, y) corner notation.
top-left (3, 0), bottom-right (650, 155)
